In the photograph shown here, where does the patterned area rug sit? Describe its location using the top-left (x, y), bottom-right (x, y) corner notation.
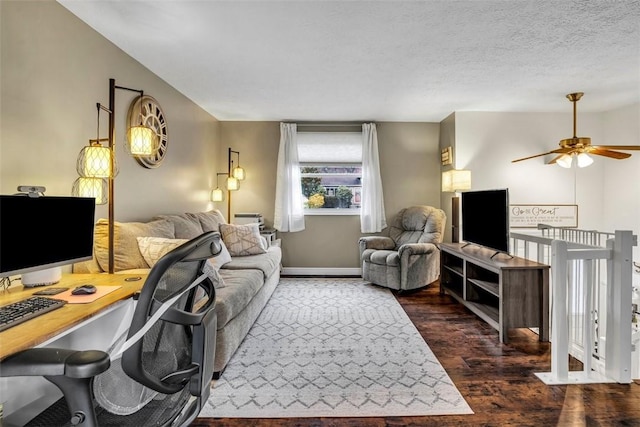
top-left (200, 277), bottom-right (473, 418)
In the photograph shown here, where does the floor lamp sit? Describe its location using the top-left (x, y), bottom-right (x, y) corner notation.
top-left (226, 148), bottom-right (245, 221)
top-left (442, 169), bottom-right (472, 243)
top-left (73, 78), bottom-right (157, 274)
top-left (211, 148), bottom-right (245, 221)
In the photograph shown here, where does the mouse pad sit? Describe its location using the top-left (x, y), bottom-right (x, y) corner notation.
top-left (52, 286), bottom-right (122, 304)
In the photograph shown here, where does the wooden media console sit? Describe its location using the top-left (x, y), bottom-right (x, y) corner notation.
top-left (439, 242), bottom-right (550, 344)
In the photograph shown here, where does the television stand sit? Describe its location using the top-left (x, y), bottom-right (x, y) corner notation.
top-left (439, 242), bottom-right (550, 344)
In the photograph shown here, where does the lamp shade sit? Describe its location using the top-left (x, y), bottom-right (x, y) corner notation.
top-left (128, 125), bottom-right (157, 155)
top-left (72, 177), bottom-right (108, 205)
top-left (442, 169), bottom-right (472, 192)
top-left (576, 152), bottom-right (594, 168)
top-left (76, 142), bottom-right (117, 178)
top-left (211, 187), bottom-right (224, 202)
top-left (226, 176), bottom-right (240, 191)
top-left (556, 154), bottom-right (573, 168)
top-left (233, 165), bottom-right (246, 180)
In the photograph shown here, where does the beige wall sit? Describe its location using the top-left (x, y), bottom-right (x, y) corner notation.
top-left (1, 1), bottom-right (220, 223)
top-left (219, 121), bottom-right (442, 269)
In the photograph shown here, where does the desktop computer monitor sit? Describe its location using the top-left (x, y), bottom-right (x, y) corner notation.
top-left (0, 195), bottom-right (96, 283)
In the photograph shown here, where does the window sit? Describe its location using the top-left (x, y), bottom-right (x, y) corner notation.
top-left (297, 131), bottom-right (362, 215)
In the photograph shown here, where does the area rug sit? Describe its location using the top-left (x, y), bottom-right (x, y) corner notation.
top-left (200, 277), bottom-right (473, 418)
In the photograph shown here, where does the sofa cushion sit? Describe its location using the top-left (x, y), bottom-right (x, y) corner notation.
top-left (187, 210), bottom-right (227, 233)
top-left (221, 246), bottom-right (281, 278)
top-left (94, 218), bottom-right (175, 272)
top-left (154, 214), bottom-right (203, 239)
top-left (219, 223), bottom-right (267, 256)
top-left (137, 237), bottom-right (188, 267)
top-left (215, 269), bottom-right (264, 328)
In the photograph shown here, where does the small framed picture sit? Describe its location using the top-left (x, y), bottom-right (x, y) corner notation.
top-left (441, 146), bottom-right (453, 166)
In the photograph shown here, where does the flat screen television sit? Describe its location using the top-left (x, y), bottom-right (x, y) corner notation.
top-left (0, 195), bottom-right (96, 278)
top-left (461, 188), bottom-right (510, 254)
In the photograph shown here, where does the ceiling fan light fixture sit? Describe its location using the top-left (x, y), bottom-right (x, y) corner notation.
top-left (556, 154), bottom-right (573, 168)
top-left (576, 152), bottom-right (594, 168)
top-left (512, 92), bottom-right (640, 165)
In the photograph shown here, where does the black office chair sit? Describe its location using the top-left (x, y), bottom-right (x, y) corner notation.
top-left (1, 231), bottom-right (222, 427)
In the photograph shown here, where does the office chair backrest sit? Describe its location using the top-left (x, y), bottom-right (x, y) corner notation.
top-left (96, 231), bottom-right (221, 424)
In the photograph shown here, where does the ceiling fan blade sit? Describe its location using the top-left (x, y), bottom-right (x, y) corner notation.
top-left (591, 145), bottom-right (640, 151)
top-left (588, 148), bottom-right (632, 159)
top-left (512, 148), bottom-right (572, 163)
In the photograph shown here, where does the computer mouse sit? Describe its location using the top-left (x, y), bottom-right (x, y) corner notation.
top-left (72, 285), bottom-right (97, 295)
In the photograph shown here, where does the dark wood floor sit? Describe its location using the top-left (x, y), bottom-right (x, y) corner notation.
top-left (192, 281), bottom-right (640, 427)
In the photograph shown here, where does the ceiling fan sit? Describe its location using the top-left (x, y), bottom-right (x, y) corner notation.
top-left (512, 92), bottom-right (640, 168)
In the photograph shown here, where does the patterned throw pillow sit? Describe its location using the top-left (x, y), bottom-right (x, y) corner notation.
top-left (136, 237), bottom-right (188, 267)
top-left (202, 260), bottom-right (226, 289)
top-left (219, 223), bottom-right (267, 256)
top-left (207, 240), bottom-right (232, 270)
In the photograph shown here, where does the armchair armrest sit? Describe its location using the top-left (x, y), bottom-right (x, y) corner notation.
top-left (1, 348), bottom-right (110, 378)
top-left (397, 242), bottom-right (439, 257)
top-left (358, 236), bottom-right (395, 254)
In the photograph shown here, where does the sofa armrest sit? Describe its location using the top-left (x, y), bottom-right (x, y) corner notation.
top-left (358, 236), bottom-right (395, 255)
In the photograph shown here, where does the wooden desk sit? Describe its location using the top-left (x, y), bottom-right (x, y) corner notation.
top-left (0, 273), bottom-right (146, 360)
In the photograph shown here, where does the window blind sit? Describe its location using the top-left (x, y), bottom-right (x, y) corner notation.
top-left (297, 132), bottom-right (362, 164)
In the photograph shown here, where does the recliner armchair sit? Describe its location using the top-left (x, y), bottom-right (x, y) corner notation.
top-left (1, 231), bottom-right (222, 427)
top-left (359, 205), bottom-right (446, 291)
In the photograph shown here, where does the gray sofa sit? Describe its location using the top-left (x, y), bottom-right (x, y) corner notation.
top-left (73, 209), bottom-right (281, 377)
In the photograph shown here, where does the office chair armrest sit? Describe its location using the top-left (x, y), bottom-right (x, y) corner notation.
top-left (1, 348), bottom-right (110, 378)
top-left (398, 242), bottom-right (439, 257)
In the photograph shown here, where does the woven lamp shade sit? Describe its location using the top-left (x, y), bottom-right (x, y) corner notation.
top-left (128, 125), bottom-right (157, 155)
top-left (211, 187), bottom-right (224, 202)
top-left (76, 143), bottom-right (118, 178)
top-left (226, 176), bottom-right (240, 191)
top-left (233, 165), bottom-right (246, 180)
top-left (72, 177), bottom-right (108, 205)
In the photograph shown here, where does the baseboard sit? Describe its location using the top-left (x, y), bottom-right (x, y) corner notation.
top-left (281, 267), bottom-right (362, 277)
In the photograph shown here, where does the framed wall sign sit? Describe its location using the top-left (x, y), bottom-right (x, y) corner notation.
top-left (509, 204), bottom-right (578, 228)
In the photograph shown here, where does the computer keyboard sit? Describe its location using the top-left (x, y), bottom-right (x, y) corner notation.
top-left (0, 296), bottom-right (66, 333)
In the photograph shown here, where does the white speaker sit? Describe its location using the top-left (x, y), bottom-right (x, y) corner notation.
top-left (21, 266), bottom-right (62, 287)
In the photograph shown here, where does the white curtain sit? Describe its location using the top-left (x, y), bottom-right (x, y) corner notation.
top-left (273, 123), bottom-right (305, 232)
top-left (360, 123), bottom-right (387, 233)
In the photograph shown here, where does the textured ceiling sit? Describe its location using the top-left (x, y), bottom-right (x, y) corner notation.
top-left (58, 0), bottom-right (640, 122)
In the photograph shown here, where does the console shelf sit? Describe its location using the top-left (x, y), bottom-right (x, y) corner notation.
top-left (439, 242), bottom-right (550, 344)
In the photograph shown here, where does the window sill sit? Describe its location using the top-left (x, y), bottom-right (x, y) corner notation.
top-left (304, 209), bottom-right (361, 216)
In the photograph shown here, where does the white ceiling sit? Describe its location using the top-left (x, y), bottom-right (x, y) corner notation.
top-left (58, 0), bottom-right (640, 122)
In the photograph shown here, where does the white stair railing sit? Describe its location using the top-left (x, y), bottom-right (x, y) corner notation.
top-left (510, 227), bottom-right (637, 384)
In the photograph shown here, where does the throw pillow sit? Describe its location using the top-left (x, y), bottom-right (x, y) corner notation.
top-left (207, 239), bottom-right (232, 270)
top-left (202, 260), bottom-right (226, 289)
top-left (219, 223), bottom-right (267, 256)
top-left (187, 210), bottom-right (227, 233)
top-left (154, 214), bottom-right (204, 239)
top-left (94, 218), bottom-right (175, 272)
top-left (137, 237), bottom-right (188, 267)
